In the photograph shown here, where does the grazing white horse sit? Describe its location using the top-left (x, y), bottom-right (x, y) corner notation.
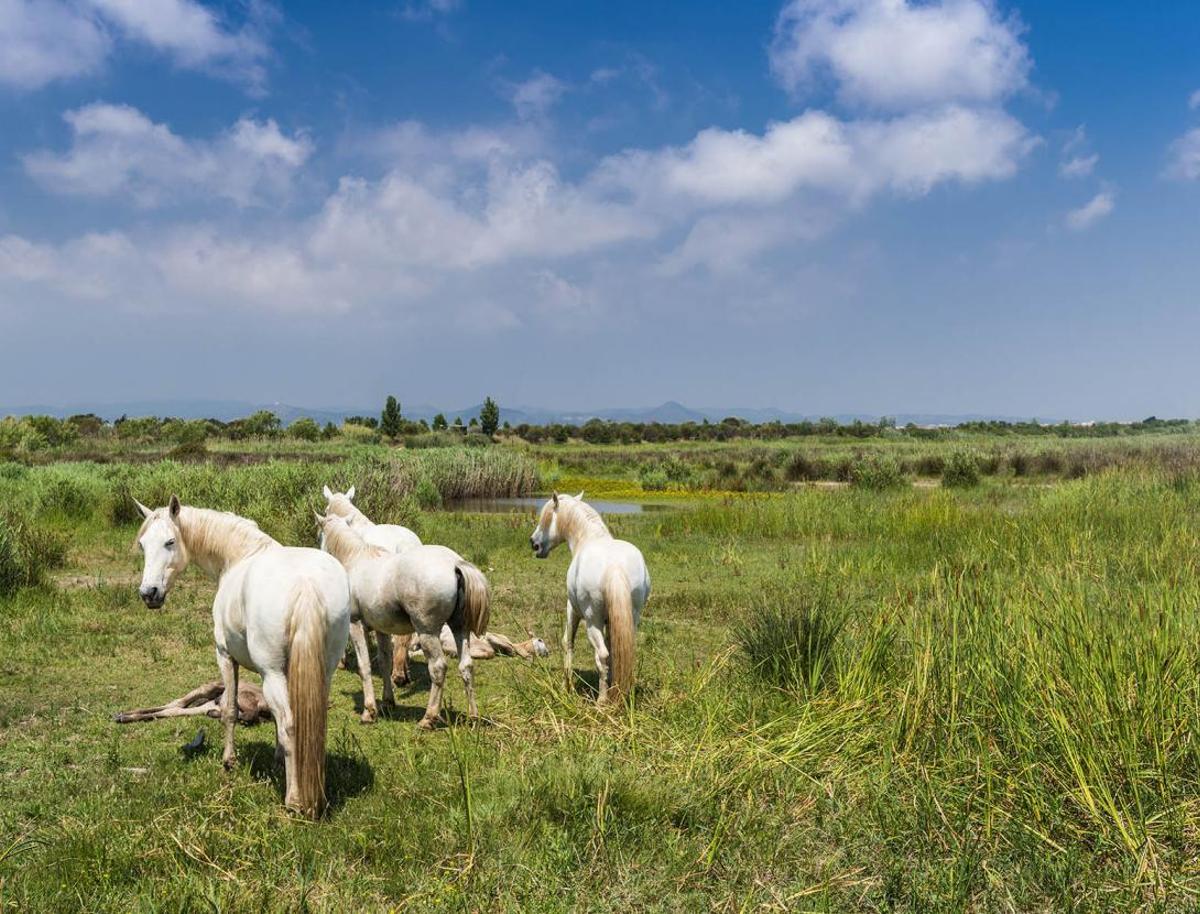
top-left (135, 496), bottom-right (351, 818)
top-left (316, 512), bottom-right (489, 729)
top-left (530, 493), bottom-right (650, 703)
top-left (323, 485), bottom-right (421, 553)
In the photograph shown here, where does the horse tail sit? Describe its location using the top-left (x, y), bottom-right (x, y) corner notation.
top-left (455, 561), bottom-right (491, 637)
top-left (602, 564), bottom-right (635, 703)
top-left (287, 578), bottom-right (329, 819)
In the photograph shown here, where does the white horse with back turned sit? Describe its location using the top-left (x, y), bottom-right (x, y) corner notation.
top-left (530, 492), bottom-right (650, 703)
top-left (135, 496), bottom-right (351, 819)
top-left (323, 485), bottom-right (420, 552)
top-left (316, 512), bottom-right (490, 729)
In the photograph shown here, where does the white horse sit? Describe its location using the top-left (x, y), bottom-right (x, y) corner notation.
top-left (322, 485), bottom-right (421, 553)
top-left (316, 512), bottom-right (489, 729)
top-left (135, 496), bottom-right (351, 818)
top-left (323, 484), bottom-right (423, 685)
top-left (530, 493), bottom-right (650, 703)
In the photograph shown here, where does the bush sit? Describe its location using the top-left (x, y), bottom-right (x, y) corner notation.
top-left (849, 455), bottom-right (907, 490)
top-left (0, 512), bottom-right (67, 596)
top-left (638, 465), bottom-right (669, 491)
top-left (288, 417), bottom-right (321, 441)
top-left (413, 477), bottom-right (443, 509)
top-left (736, 590), bottom-right (843, 695)
top-left (942, 449), bottom-right (981, 488)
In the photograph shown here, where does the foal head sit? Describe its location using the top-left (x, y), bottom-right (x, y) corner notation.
top-left (134, 495), bottom-right (188, 609)
top-left (322, 484), bottom-right (365, 527)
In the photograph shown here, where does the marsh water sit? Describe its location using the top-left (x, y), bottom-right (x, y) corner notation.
top-left (445, 496), bottom-right (676, 514)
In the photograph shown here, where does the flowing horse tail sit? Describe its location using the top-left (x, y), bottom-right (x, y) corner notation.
top-left (602, 564), bottom-right (635, 703)
top-left (287, 579), bottom-right (329, 819)
top-left (455, 561), bottom-right (491, 637)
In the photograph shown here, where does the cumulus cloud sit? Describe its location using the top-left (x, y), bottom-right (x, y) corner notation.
top-left (770, 0), bottom-right (1030, 110)
top-left (1166, 128), bottom-right (1200, 181)
top-left (1059, 153), bottom-right (1097, 179)
top-left (0, 0), bottom-right (272, 92)
top-left (23, 102), bottom-right (312, 207)
top-left (0, 0), bottom-right (110, 89)
top-left (1065, 190), bottom-right (1114, 231)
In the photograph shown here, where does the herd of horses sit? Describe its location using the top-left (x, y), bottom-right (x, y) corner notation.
top-left (131, 486), bottom-right (651, 818)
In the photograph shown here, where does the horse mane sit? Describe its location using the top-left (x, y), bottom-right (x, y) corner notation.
top-left (179, 507), bottom-right (275, 562)
top-left (322, 515), bottom-right (388, 563)
top-left (556, 496), bottom-right (611, 544)
top-left (325, 494), bottom-right (370, 526)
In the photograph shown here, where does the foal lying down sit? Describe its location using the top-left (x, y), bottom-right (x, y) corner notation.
top-left (114, 680), bottom-right (272, 725)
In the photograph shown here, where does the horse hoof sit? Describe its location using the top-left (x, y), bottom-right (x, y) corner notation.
top-left (392, 675), bottom-right (410, 687)
top-left (417, 716), bottom-right (437, 731)
top-left (360, 711), bottom-right (376, 725)
top-left (222, 755), bottom-right (236, 771)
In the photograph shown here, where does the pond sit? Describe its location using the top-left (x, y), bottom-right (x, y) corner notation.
top-left (445, 496), bottom-right (677, 514)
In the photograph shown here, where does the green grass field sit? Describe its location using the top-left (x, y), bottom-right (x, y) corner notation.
top-left (4, 440), bottom-right (1200, 911)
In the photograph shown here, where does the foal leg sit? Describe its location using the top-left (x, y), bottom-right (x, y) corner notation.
top-left (216, 649), bottom-right (239, 770)
top-left (562, 601), bottom-right (579, 689)
top-left (391, 633), bottom-right (412, 687)
top-left (451, 626), bottom-right (479, 720)
top-left (585, 621), bottom-right (611, 703)
top-left (349, 621), bottom-right (378, 724)
top-left (417, 631), bottom-right (448, 730)
top-left (375, 631), bottom-right (396, 706)
top-left (260, 672), bottom-right (297, 810)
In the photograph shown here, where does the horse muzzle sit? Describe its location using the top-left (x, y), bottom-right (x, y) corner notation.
top-left (140, 586), bottom-right (166, 609)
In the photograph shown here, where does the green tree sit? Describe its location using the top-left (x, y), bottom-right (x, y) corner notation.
top-left (288, 417), bottom-right (320, 441)
top-left (432, 413), bottom-right (448, 431)
top-left (479, 397), bottom-right (500, 436)
top-left (380, 395), bottom-right (402, 438)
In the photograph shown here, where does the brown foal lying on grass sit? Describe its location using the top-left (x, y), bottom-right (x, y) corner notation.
top-left (390, 631), bottom-right (550, 685)
top-left (114, 680), bottom-right (273, 725)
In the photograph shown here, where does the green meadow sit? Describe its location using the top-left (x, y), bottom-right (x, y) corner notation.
top-left (3, 437), bottom-right (1200, 911)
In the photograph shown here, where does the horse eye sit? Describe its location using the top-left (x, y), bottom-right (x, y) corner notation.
top-left (165, 539), bottom-right (176, 548)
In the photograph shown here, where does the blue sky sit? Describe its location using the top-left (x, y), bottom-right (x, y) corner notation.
top-left (1, 0), bottom-right (1198, 419)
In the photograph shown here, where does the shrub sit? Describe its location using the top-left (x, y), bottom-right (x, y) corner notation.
top-left (638, 465), bottom-right (669, 491)
top-left (0, 512), bottom-right (67, 596)
top-left (288, 417), bottom-right (321, 441)
top-left (736, 589), bottom-right (843, 695)
top-left (942, 449), bottom-right (981, 488)
top-left (413, 477), bottom-right (443, 510)
top-left (849, 455), bottom-right (907, 490)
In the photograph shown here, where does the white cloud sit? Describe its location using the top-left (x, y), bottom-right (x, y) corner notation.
top-left (0, 0), bottom-right (271, 92)
top-left (1065, 191), bottom-right (1114, 231)
top-left (0, 0), bottom-right (110, 89)
top-left (1059, 153), bottom-right (1098, 179)
top-left (23, 102), bottom-right (312, 207)
top-left (1190, 89), bottom-right (1200, 111)
top-left (399, 0), bottom-right (460, 22)
top-left (600, 105), bottom-right (1035, 208)
top-left (770, 0), bottom-right (1030, 111)
top-left (84, 0), bottom-right (270, 90)
top-left (1166, 128), bottom-right (1200, 181)
top-left (509, 71), bottom-right (568, 120)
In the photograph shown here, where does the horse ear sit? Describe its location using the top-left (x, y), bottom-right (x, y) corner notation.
top-left (551, 491), bottom-right (559, 507)
top-left (322, 485), bottom-right (333, 500)
top-left (346, 485), bottom-right (356, 500)
top-left (313, 510), bottom-right (325, 524)
top-left (133, 498), bottom-right (152, 519)
top-left (575, 490), bottom-right (584, 501)
top-left (168, 494), bottom-right (181, 518)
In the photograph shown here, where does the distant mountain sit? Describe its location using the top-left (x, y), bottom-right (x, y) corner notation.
top-left (0, 398), bottom-right (1063, 428)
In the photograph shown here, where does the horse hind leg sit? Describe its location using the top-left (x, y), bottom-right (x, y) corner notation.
top-left (563, 601), bottom-right (579, 689)
top-left (375, 631), bottom-right (396, 706)
top-left (417, 631), bottom-right (447, 730)
top-left (451, 626), bottom-right (479, 720)
top-left (348, 621), bottom-right (378, 724)
top-left (584, 621), bottom-right (610, 703)
top-left (260, 672), bottom-right (297, 808)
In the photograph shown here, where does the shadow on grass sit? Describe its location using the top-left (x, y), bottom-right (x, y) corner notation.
top-left (241, 738), bottom-right (374, 813)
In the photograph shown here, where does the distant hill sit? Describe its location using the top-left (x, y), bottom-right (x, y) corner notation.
top-left (0, 398), bottom-right (1062, 428)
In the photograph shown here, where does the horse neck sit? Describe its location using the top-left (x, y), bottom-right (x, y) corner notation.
top-left (561, 502), bottom-right (612, 553)
top-left (178, 507), bottom-right (275, 578)
top-left (323, 522), bottom-right (381, 568)
top-left (333, 499), bottom-right (373, 528)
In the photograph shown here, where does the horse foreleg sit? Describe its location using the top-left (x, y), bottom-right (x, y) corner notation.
top-left (563, 601), bottom-right (579, 688)
top-left (585, 621), bottom-right (610, 703)
top-left (260, 673), bottom-right (296, 809)
top-left (451, 627), bottom-right (479, 720)
top-left (390, 633), bottom-right (412, 687)
top-left (349, 621), bottom-right (378, 723)
top-left (375, 631), bottom-right (396, 706)
top-left (217, 650), bottom-right (239, 769)
top-left (417, 632), bottom-right (447, 730)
